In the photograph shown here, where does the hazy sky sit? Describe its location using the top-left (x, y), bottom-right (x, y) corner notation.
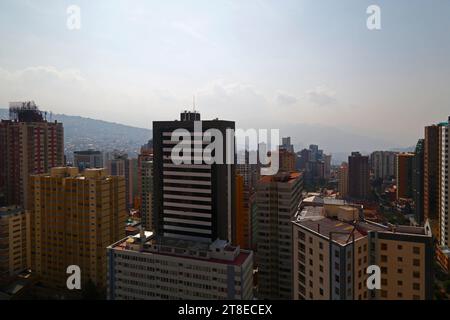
top-left (1, 0), bottom-right (449, 149)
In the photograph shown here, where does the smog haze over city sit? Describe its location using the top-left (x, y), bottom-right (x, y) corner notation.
top-left (2, 0), bottom-right (450, 311)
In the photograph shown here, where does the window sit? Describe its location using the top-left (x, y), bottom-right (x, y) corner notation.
top-left (381, 243), bottom-right (387, 250)
top-left (413, 247), bottom-right (420, 254)
top-left (413, 259), bottom-right (420, 266)
top-left (413, 283), bottom-right (420, 290)
top-left (298, 231), bottom-right (305, 241)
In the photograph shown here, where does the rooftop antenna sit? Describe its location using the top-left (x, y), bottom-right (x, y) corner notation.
top-left (193, 95), bottom-right (196, 112)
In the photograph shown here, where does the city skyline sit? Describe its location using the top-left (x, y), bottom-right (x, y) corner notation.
top-left (1, 0), bottom-right (450, 304)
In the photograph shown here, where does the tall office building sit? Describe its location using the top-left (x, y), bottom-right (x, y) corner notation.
top-left (29, 167), bottom-right (126, 290)
top-left (236, 152), bottom-right (260, 250)
top-left (338, 162), bottom-right (349, 199)
top-left (309, 144), bottom-right (319, 162)
top-left (152, 111), bottom-right (236, 243)
top-left (0, 206), bottom-right (30, 281)
top-left (107, 111), bottom-right (254, 300)
top-left (424, 125), bottom-right (441, 238)
top-left (73, 150), bottom-right (103, 170)
top-left (348, 152), bottom-right (370, 200)
top-left (413, 140), bottom-right (424, 224)
top-left (396, 153), bottom-right (415, 200)
top-left (256, 172), bottom-right (303, 299)
top-left (107, 151), bottom-right (137, 210)
top-left (292, 204), bottom-right (433, 300)
top-left (0, 102), bottom-right (64, 207)
top-left (236, 151), bottom-right (260, 190)
top-left (137, 149), bottom-right (153, 230)
top-left (235, 174), bottom-right (249, 249)
top-left (370, 151), bottom-right (397, 180)
top-left (281, 137), bottom-right (294, 153)
top-left (296, 148), bottom-right (311, 170)
top-left (279, 149), bottom-right (296, 172)
top-left (323, 154), bottom-right (332, 179)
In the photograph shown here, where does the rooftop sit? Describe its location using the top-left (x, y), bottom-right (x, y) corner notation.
top-left (0, 206), bottom-right (24, 217)
top-left (259, 171), bottom-right (302, 184)
top-left (294, 215), bottom-right (366, 245)
top-left (74, 150), bottom-right (102, 155)
top-left (293, 205), bottom-right (432, 245)
top-left (110, 234), bottom-right (251, 267)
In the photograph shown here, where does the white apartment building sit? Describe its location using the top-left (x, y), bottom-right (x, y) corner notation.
top-left (107, 232), bottom-right (254, 300)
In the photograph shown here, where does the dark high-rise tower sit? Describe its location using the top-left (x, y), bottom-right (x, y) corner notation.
top-left (424, 125), bottom-right (440, 236)
top-left (413, 139), bottom-right (424, 224)
top-left (152, 111), bottom-right (236, 243)
top-left (348, 152), bottom-right (370, 200)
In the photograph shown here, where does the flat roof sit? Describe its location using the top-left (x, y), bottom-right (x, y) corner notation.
top-left (0, 206), bottom-right (24, 217)
top-left (259, 171), bottom-right (302, 184)
top-left (294, 216), bottom-right (366, 245)
top-left (111, 236), bottom-right (251, 267)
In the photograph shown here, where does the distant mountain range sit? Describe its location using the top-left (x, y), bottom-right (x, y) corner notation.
top-left (0, 108), bottom-right (152, 158)
top-left (1, 108), bottom-right (412, 164)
